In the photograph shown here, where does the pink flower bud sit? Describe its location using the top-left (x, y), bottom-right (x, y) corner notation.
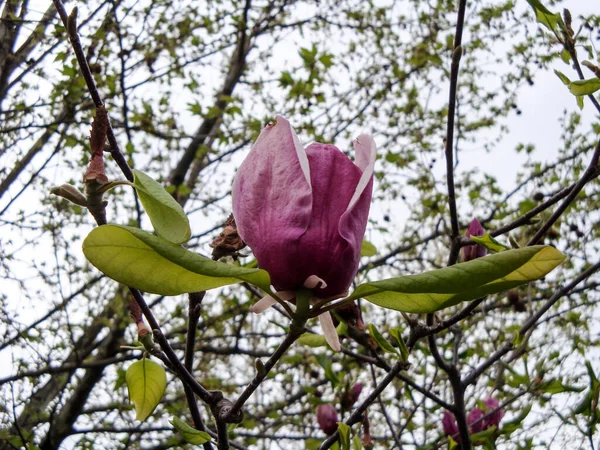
top-left (442, 411), bottom-right (459, 439)
top-left (468, 407), bottom-right (485, 433)
top-left (316, 404), bottom-right (339, 435)
top-left (482, 398), bottom-right (503, 429)
top-left (462, 218), bottom-right (487, 262)
top-left (232, 116), bottom-right (376, 298)
top-left (341, 383), bottom-right (363, 410)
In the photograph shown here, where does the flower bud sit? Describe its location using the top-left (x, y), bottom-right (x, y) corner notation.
top-left (341, 383), bottom-right (363, 410)
top-left (462, 218), bottom-right (487, 262)
top-left (316, 403), bottom-right (338, 435)
top-left (482, 398), bottom-right (503, 429)
top-left (51, 184), bottom-right (87, 207)
top-left (467, 407), bottom-right (485, 433)
top-left (442, 411), bottom-right (459, 438)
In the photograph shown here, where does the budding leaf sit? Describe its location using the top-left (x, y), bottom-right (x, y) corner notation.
top-left (554, 70), bottom-right (570, 86)
top-left (337, 422), bottom-right (351, 450)
top-left (368, 324), bottom-right (398, 355)
top-left (470, 233), bottom-right (510, 253)
top-left (501, 404), bottom-right (532, 435)
top-left (569, 79), bottom-right (600, 97)
top-left (170, 416), bottom-right (211, 444)
top-left (525, 0), bottom-right (564, 34)
top-left (132, 170), bottom-right (191, 244)
top-left (126, 359), bottom-right (166, 421)
top-left (83, 225), bottom-right (271, 295)
top-left (352, 435), bottom-right (362, 450)
top-left (360, 240), bottom-right (378, 257)
top-left (350, 246), bottom-right (565, 313)
top-left (389, 327), bottom-right (409, 362)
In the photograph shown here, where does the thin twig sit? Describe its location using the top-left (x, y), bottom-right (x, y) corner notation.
top-left (225, 324), bottom-right (306, 420)
top-left (318, 360), bottom-right (408, 450)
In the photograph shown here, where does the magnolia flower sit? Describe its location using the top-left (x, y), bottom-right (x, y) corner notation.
top-left (341, 383), bottom-right (363, 410)
top-left (467, 407), bottom-right (485, 434)
top-left (461, 218), bottom-right (487, 262)
top-left (232, 116), bottom-right (376, 351)
top-left (482, 398), bottom-right (504, 429)
top-left (316, 404), bottom-right (339, 435)
top-left (442, 411), bottom-right (459, 439)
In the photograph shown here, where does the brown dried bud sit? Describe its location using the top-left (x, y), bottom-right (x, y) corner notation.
top-left (210, 214), bottom-right (246, 260)
top-left (334, 301), bottom-right (366, 330)
top-left (362, 413), bottom-right (373, 449)
top-left (129, 298), bottom-right (144, 324)
top-left (507, 289), bottom-right (525, 312)
top-left (83, 105), bottom-right (109, 185)
top-left (582, 61), bottom-right (600, 80)
top-left (51, 184), bottom-right (87, 207)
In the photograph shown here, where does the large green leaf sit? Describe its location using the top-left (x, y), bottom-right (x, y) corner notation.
top-left (126, 359), bottom-right (167, 421)
top-left (82, 225), bottom-right (271, 295)
top-left (348, 246), bottom-right (565, 313)
top-left (170, 416), bottom-right (212, 444)
top-left (132, 169), bottom-right (191, 244)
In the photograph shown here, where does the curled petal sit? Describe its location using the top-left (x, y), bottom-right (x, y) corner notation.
top-left (304, 275), bottom-right (328, 290)
top-left (319, 312), bottom-right (341, 352)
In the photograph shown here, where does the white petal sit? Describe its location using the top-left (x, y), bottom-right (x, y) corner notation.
top-left (249, 291), bottom-right (296, 314)
top-left (303, 275), bottom-right (328, 290)
top-left (319, 312), bottom-right (341, 352)
top-left (275, 115), bottom-right (311, 188)
top-left (346, 134), bottom-right (376, 212)
top-left (249, 295), bottom-right (277, 314)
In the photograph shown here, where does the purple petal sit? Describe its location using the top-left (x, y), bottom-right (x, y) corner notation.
top-left (232, 116), bottom-right (312, 284)
top-left (482, 398), bottom-right (503, 429)
top-left (468, 407), bottom-right (485, 433)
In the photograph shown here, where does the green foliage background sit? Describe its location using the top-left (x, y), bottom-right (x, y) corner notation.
top-left (0, 0), bottom-right (599, 448)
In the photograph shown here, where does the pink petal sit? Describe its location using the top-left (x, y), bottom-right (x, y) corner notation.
top-left (232, 116), bottom-right (313, 281)
top-left (345, 135), bottom-right (376, 212)
top-left (319, 312), bottom-right (341, 352)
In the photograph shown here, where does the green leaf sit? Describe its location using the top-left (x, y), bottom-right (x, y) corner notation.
top-left (501, 404), bottom-right (532, 435)
top-left (554, 70), bottom-right (571, 86)
top-left (82, 225), bottom-right (271, 295)
top-left (316, 354), bottom-right (339, 386)
top-left (170, 416), bottom-right (211, 444)
top-left (132, 170), bottom-right (191, 244)
top-left (577, 95), bottom-right (584, 110)
top-left (297, 333), bottom-right (328, 348)
top-left (569, 79), bottom-right (600, 96)
top-left (361, 240), bottom-right (378, 257)
top-left (525, 0), bottom-right (564, 34)
top-left (337, 422), bottom-right (351, 450)
top-left (126, 359), bottom-right (166, 421)
top-left (352, 435), bottom-right (362, 450)
top-left (389, 327), bottom-right (409, 362)
top-left (349, 246), bottom-right (565, 313)
top-left (368, 324), bottom-right (399, 355)
top-left (470, 233), bottom-right (510, 253)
